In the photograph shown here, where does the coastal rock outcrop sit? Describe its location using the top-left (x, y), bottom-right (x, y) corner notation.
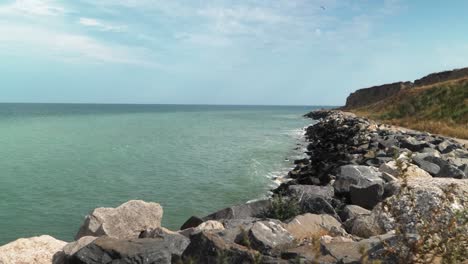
top-left (75, 200), bottom-right (163, 240)
top-left (69, 235), bottom-right (188, 264)
top-left (0, 235), bottom-right (66, 264)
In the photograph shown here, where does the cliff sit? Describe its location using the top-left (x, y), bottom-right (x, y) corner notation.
top-left (343, 67), bottom-right (468, 139)
top-left (344, 82), bottom-right (412, 109)
top-left (343, 67), bottom-right (468, 110)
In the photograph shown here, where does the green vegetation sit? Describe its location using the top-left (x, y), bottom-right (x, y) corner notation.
top-left (352, 79), bottom-right (468, 139)
top-left (261, 194), bottom-right (301, 221)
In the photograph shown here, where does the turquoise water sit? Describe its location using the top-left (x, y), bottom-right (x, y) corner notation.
top-left (0, 104), bottom-right (315, 244)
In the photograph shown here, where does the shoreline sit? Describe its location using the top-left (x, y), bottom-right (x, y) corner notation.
top-left (1, 110), bottom-right (467, 264)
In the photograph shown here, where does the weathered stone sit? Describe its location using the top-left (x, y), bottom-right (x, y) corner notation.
top-left (334, 165), bottom-right (384, 194)
top-left (400, 137), bottom-right (429, 152)
top-left (347, 215), bottom-right (384, 238)
top-left (350, 183), bottom-right (383, 209)
top-left (339, 205), bottom-right (370, 222)
top-left (203, 200), bottom-right (270, 221)
top-left (285, 214), bottom-right (347, 241)
top-left (180, 231), bottom-right (260, 264)
top-left (70, 235), bottom-right (188, 264)
top-left (320, 233), bottom-right (398, 264)
top-left (412, 155), bottom-right (441, 175)
top-left (0, 235), bottom-right (66, 264)
top-left (75, 200), bottom-right (163, 240)
top-left (437, 140), bottom-right (458, 154)
top-left (60, 236), bottom-right (97, 263)
top-left (373, 178), bottom-right (468, 234)
top-left (178, 220), bottom-right (225, 238)
top-left (248, 220), bottom-right (294, 254)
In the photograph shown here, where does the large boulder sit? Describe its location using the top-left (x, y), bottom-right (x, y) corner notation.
top-left (320, 233), bottom-right (399, 264)
top-left (349, 183), bottom-right (383, 209)
top-left (179, 220), bottom-right (225, 237)
top-left (58, 236), bottom-right (97, 263)
top-left (248, 220), bottom-right (294, 254)
top-left (287, 185), bottom-right (337, 216)
top-left (0, 235), bottom-right (66, 264)
top-left (373, 178), bottom-right (468, 234)
top-left (180, 231), bottom-right (261, 264)
top-left (202, 200), bottom-right (270, 221)
top-left (284, 214), bottom-right (347, 241)
top-left (75, 200), bottom-right (163, 240)
top-left (70, 235), bottom-right (189, 264)
top-left (334, 165), bottom-right (384, 194)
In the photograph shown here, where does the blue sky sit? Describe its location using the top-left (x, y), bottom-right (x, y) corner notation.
top-left (1, 0), bottom-right (468, 105)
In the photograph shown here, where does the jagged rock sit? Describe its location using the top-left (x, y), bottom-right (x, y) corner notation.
top-left (203, 200), bottom-right (270, 221)
top-left (70, 235), bottom-right (188, 264)
top-left (284, 214), bottom-right (347, 241)
top-left (339, 205), bottom-right (370, 222)
top-left (180, 216), bottom-right (204, 230)
top-left (412, 154), bottom-right (441, 175)
top-left (248, 220), bottom-right (294, 254)
top-left (380, 161), bottom-right (433, 182)
top-left (424, 156), bottom-right (466, 178)
top-left (59, 236), bottom-right (97, 263)
top-left (437, 140), bottom-right (458, 154)
top-left (287, 185), bottom-right (334, 201)
top-left (347, 214), bottom-right (384, 238)
top-left (0, 235), bottom-right (66, 264)
top-left (75, 200), bottom-right (163, 240)
top-left (180, 231), bottom-right (260, 264)
top-left (373, 178), bottom-right (468, 234)
top-left (350, 183), bottom-right (383, 209)
top-left (334, 165), bottom-right (384, 194)
top-left (320, 233), bottom-right (398, 264)
top-left (179, 220), bottom-right (226, 237)
top-left (400, 137), bottom-right (429, 152)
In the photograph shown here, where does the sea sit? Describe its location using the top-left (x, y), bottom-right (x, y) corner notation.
top-left (0, 103), bottom-right (320, 244)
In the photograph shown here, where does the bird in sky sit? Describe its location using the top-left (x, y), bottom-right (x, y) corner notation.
top-left (320, 6), bottom-right (326, 10)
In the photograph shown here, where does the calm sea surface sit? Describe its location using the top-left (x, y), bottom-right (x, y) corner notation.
top-left (0, 104), bottom-right (319, 244)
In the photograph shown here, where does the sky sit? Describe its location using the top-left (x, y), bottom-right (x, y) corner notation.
top-left (1, 0), bottom-right (468, 105)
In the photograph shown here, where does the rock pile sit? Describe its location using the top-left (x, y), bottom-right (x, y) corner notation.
top-left (1, 110), bottom-right (466, 264)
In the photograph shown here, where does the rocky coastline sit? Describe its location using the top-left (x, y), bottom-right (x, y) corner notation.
top-left (1, 110), bottom-right (467, 264)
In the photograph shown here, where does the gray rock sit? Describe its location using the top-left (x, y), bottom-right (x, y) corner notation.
top-left (413, 155), bottom-right (440, 175)
top-left (400, 137), bottom-right (429, 152)
top-left (437, 140), bottom-right (458, 154)
top-left (203, 200), bottom-right (270, 221)
top-left (179, 216), bottom-right (203, 230)
top-left (320, 233), bottom-right (398, 264)
top-left (334, 165), bottom-right (384, 194)
top-left (70, 235), bottom-right (188, 264)
top-left (350, 183), bottom-right (383, 209)
top-left (180, 231), bottom-right (260, 264)
top-left (75, 200), bottom-right (163, 240)
top-left (340, 205), bottom-right (370, 222)
top-left (425, 156), bottom-right (466, 178)
top-left (59, 236), bottom-right (97, 263)
top-left (347, 215), bottom-right (383, 238)
top-left (248, 220), bottom-right (294, 254)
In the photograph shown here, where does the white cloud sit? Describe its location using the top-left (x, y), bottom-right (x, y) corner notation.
top-left (78, 17), bottom-right (126, 32)
top-left (0, 0), bottom-right (65, 17)
top-left (0, 24), bottom-right (154, 66)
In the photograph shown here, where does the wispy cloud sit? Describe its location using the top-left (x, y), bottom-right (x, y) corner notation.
top-left (78, 17), bottom-right (126, 32)
top-left (0, 0), bottom-right (65, 17)
top-left (0, 24), bottom-right (154, 66)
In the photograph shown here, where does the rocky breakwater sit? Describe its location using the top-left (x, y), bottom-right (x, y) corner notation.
top-left (1, 110), bottom-right (467, 264)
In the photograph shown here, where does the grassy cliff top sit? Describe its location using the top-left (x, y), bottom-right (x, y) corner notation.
top-left (350, 78), bottom-right (468, 139)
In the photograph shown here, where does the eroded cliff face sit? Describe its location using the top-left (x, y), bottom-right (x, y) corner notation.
top-left (413, 67), bottom-right (468, 87)
top-left (343, 67), bottom-right (468, 109)
top-left (344, 82), bottom-right (412, 109)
